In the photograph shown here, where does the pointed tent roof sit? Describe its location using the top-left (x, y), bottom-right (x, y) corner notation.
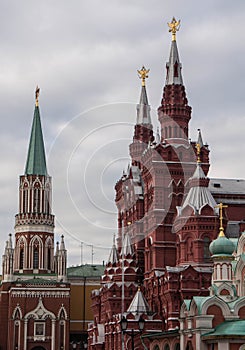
top-left (197, 129), bottom-right (204, 147)
top-left (136, 85), bottom-right (152, 125)
top-left (25, 101), bottom-right (47, 176)
top-left (127, 287), bottom-right (151, 314)
top-left (166, 40), bottom-right (183, 85)
top-left (180, 163), bottom-right (217, 215)
top-left (122, 233), bottom-right (134, 256)
top-left (108, 235), bottom-right (119, 264)
top-left (59, 235), bottom-right (66, 251)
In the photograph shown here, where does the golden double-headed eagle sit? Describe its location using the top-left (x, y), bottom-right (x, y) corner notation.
top-left (137, 66), bottom-right (150, 87)
top-left (168, 17), bottom-right (180, 41)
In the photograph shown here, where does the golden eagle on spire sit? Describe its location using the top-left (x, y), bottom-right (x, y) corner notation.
top-left (137, 66), bottom-right (150, 87)
top-left (168, 17), bottom-right (180, 41)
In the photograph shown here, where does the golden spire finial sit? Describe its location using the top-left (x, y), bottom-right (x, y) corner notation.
top-left (195, 143), bottom-right (201, 163)
top-left (137, 66), bottom-right (150, 87)
top-left (35, 86), bottom-right (40, 107)
top-left (215, 203), bottom-right (228, 237)
top-left (168, 17), bottom-right (180, 41)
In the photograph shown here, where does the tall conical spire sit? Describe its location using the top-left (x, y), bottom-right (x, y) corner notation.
top-left (166, 18), bottom-right (183, 85)
top-left (158, 18), bottom-right (191, 143)
top-left (130, 67), bottom-right (154, 165)
top-left (108, 234), bottom-right (119, 265)
top-left (25, 87), bottom-right (47, 176)
top-left (136, 66), bottom-right (151, 125)
top-left (122, 232), bottom-right (134, 257)
top-left (197, 129), bottom-right (204, 147)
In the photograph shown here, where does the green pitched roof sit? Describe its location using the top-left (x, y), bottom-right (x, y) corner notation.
top-left (67, 264), bottom-right (104, 278)
top-left (202, 319), bottom-right (245, 339)
top-left (25, 106), bottom-right (47, 176)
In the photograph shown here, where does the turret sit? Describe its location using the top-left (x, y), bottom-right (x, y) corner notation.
top-left (174, 144), bottom-right (218, 267)
top-left (57, 235), bottom-right (67, 282)
top-left (158, 18), bottom-right (191, 144)
top-left (210, 204), bottom-right (235, 288)
top-left (129, 66), bottom-right (154, 166)
top-left (2, 233), bottom-right (14, 282)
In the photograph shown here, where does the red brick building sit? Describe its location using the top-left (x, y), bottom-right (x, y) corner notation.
top-left (0, 89), bottom-right (70, 350)
top-left (88, 19), bottom-right (245, 350)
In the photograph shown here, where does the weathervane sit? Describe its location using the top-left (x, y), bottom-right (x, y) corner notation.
top-left (35, 86), bottom-right (40, 107)
top-left (137, 66), bottom-right (150, 87)
top-left (215, 203), bottom-right (228, 237)
top-left (168, 17), bottom-right (180, 41)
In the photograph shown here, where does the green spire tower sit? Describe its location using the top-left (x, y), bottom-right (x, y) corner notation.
top-left (25, 86), bottom-right (47, 176)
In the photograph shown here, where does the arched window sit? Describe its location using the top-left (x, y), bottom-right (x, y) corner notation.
top-left (23, 188), bottom-right (28, 213)
top-left (186, 341), bottom-right (193, 350)
top-left (164, 344), bottom-right (170, 350)
top-left (59, 321), bottom-right (65, 349)
top-left (47, 248), bottom-right (51, 270)
top-left (19, 248), bottom-right (24, 269)
top-left (153, 346), bottom-right (160, 350)
top-left (45, 185), bottom-right (50, 214)
top-left (33, 247), bottom-right (39, 269)
top-left (174, 61), bottom-right (179, 77)
top-left (148, 237), bottom-right (153, 269)
top-left (175, 344), bottom-right (180, 350)
top-left (34, 188), bottom-right (40, 213)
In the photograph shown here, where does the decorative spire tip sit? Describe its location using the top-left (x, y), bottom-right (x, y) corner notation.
top-left (35, 86), bottom-right (40, 107)
top-left (195, 143), bottom-right (201, 163)
top-left (168, 17), bottom-right (180, 41)
top-left (137, 66), bottom-right (150, 87)
top-left (215, 203), bottom-right (228, 237)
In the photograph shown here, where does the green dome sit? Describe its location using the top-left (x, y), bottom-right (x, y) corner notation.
top-left (209, 234), bottom-right (234, 256)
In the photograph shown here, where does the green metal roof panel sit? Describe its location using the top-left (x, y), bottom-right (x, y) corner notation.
top-left (25, 106), bottom-right (47, 176)
top-left (183, 299), bottom-right (191, 311)
top-left (67, 264), bottom-right (104, 278)
top-left (202, 319), bottom-right (245, 339)
top-left (16, 277), bottom-right (59, 285)
top-left (193, 296), bottom-right (211, 314)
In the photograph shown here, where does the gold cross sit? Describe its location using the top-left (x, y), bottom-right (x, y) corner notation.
top-left (168, 17), bottom-right (180, 41)
top-left (215, 203), bottom-right (228, 237)
top-left (137, 66), bottom-right (150, 87)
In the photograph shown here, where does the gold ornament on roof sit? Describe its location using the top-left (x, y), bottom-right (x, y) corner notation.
top-left (35, 86), bottom-right (40, 107)
top-left (137, 66), bottom-right (150, 87)
top-left (195, 143), bottom-right (201, 163)
top-left (215, 203), bottom-right (228, 237)
top-left (168, 17), bottom-right (180, 41)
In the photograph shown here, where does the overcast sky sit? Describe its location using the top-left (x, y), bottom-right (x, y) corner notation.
top-left (0, 1), bottom-right (245, 268)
